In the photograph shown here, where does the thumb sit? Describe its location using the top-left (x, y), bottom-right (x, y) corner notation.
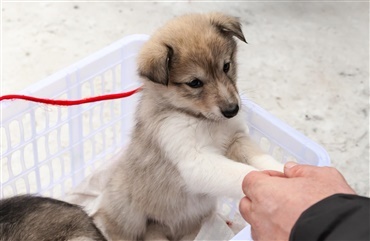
top-left (284, 162), bottom-right (319, 178)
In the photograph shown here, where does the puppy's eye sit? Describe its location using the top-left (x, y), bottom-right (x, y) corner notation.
top-left (186, 79), bottom-right (204, 88)
top-left (223, 62), bottom-right (230, 73)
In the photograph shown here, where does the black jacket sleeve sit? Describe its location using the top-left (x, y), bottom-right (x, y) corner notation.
top-left (290, 194), bottom-right (370, 241)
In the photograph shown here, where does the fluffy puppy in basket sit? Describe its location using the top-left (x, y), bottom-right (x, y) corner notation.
top-left (0, 195), bottom-right (107, 241)
top-left (100, 13), bottom-right (283, 240)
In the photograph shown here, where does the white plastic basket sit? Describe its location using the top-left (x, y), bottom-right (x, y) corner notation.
top-left (1, 34), bottom-right (330, 240)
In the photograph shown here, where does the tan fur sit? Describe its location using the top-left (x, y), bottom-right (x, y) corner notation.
top-left (137, 13), bottom-right (245, 121)
top-left (0, 195), bottom-right (107, 241)
top-left (97, 13), bottom-right (283, 241)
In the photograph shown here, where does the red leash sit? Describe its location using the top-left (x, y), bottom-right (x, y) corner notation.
top-left (0, 87), bottom-right (141, 106)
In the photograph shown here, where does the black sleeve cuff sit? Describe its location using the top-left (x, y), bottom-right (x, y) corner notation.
top-left (289, 193), bottom-right (370, 241)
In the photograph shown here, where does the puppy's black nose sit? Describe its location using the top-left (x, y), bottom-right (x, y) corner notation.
top-left (221, 104), bottom-right (239, 118)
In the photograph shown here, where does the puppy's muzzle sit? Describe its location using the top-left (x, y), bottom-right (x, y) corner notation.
top-left (221, 104), bottom-right (239, 118)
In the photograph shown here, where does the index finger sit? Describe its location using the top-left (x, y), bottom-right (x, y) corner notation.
top-left (262, 170), bottom-right (285, 177)
top-left (242, 171), bottom-right (269, 197)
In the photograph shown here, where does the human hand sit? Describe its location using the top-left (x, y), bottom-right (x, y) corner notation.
top-left (239, 162), bottom-right (356, 241)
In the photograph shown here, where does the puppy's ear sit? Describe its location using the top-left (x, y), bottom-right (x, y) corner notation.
top-left (209, 12), bottom-right (247, 43)
top-left (138, 42), bottom-right (173, 85)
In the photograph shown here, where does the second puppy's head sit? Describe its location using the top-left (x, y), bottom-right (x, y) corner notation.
top-left (138, 13), bottom-right (247, 121)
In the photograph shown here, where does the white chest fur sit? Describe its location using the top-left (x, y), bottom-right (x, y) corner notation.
top-left (155, 111), bottom-right (254, 199)
top-left (157, 112), bottom-right (247, 156)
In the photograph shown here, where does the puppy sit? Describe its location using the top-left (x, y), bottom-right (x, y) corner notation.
top-left (0, 195), bottom-right (107, 241)
top-left (99, 13), bottom-right (283, 240)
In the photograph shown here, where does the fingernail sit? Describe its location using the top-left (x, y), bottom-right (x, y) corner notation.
top-left (285, 161), bottom-right (297, 169)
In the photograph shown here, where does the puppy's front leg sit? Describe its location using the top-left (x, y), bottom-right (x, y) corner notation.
top-left (226, 132), bottom-right (284, 172)
top-left (177, 151), bottom-right (257, 199)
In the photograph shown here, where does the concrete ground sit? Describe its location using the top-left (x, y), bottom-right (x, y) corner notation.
top-left (2, 1), bottom-right (369, 198)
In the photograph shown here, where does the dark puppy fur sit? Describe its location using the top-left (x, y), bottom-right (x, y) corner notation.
top-left (0, 195), bottom-right (106, 241)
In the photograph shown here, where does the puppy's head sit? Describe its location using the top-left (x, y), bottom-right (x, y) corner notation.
top-left (138, 13), bottom-right (246, 121)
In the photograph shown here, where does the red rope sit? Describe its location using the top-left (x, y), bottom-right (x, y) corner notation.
top-left (0, 87), bottom-right (141, 106)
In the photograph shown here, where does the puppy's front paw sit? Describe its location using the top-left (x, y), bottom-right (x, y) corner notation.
top-left (249, 154), bottom-right (284, 172)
